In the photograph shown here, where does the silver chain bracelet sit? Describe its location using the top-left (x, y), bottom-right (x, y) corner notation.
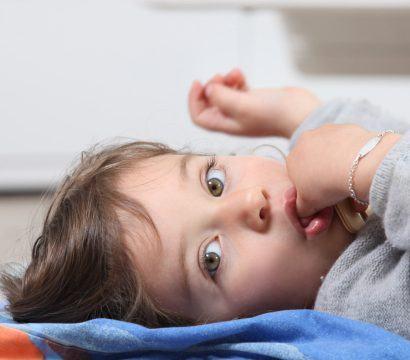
top-left (348, 130), bottom-right (395, 206)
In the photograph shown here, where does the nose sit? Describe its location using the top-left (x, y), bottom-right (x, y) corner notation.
top-left (213, 187), bottom-right (271, 232)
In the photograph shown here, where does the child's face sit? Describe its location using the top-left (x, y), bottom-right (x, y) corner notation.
top-left (120, 154), bottom-right (352, 322)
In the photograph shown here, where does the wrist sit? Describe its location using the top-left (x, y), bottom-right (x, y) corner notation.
top-left (285, 98), bottom-right (322, 139)
top-left (350, 132), bottom-right (402, 204)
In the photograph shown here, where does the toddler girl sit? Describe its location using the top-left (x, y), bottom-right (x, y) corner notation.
top-left (1, 69), bottom-right (408, 341)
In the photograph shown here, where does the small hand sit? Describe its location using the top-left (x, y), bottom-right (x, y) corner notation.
top-left (285, 124), bottom-right (377, 218)
top-left (188, 68), bottom-right (321, 139)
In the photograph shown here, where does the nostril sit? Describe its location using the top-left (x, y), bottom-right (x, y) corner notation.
top-left (259, 208), bottom-right (266, 220)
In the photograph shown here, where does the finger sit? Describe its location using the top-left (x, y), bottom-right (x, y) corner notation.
top-left (204, 74), bottom-right (224, 90)
top-left (295, 193), bottom-right (321, 218)
top-left (196, 107), bottom-right (243, 135)
top-left (224, 68), bottom-right (248, 90)
top-left (188, 80), bottom-right (207, 121)
top-left (205, 83), bottom-right (254, 119)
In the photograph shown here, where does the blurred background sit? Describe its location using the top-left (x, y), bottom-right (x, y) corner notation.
top-left (1, 0), bottom-right (410, 266)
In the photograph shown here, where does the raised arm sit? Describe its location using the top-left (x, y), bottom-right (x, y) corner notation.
top-left (288, 100), bottom-right (410, 251)
top-left (189, 68), bottom-right (321, 139)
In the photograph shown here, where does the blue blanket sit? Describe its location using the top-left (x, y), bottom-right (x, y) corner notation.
top-left (0, 302), bottom-right (409, 359)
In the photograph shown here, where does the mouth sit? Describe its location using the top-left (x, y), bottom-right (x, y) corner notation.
top-left (283, 187), bottom-right (334, 240)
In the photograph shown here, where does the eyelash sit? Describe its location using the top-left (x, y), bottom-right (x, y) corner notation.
top-left (204, 155), bottom-right (227, 195)
top-left (206, 154), bottom-right (218, 176)
top-left (199, 155), bottom-right (225, 282)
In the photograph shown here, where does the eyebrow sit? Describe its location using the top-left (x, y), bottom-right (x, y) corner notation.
top-left (179, 153), bottom-right (194, 181)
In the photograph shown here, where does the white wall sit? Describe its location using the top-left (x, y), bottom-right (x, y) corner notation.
top-left (1, 0), bottom-right (410, 190)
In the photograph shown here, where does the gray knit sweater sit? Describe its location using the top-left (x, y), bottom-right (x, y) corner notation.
top-left (288, 99), bottom-right (410, 340)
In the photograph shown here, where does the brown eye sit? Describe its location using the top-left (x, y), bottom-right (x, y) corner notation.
top-left (204, 252), bottom-right (220, 272)
top-left (202, 239), bottom-right (222, 278)
top-left (207, 178), bottom-right (224, 197)
top-left (206, 168), bottom-right (225, 197)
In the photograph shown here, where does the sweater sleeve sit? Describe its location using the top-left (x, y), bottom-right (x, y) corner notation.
top-left (288, 99), bottom-right (410, 251)
top-left (288, 99), bottom-right (410, 150)
top-left (370, 130), bottom-right (410, 251)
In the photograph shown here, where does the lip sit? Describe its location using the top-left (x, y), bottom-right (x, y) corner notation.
top-left (283, 191), bottom-right (307, 239)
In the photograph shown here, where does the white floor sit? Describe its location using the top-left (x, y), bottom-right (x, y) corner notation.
top-left (0, 196), bottom-right (52, 266)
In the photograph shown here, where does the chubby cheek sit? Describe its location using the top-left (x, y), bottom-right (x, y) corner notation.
top-left (222, 241), bottom-right (305, 315)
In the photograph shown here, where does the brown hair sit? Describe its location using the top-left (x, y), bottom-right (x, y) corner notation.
top-left (0, 140), bottom-right (200, 328)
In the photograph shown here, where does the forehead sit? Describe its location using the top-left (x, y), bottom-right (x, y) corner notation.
top-left (118, 152), bottom-right (184, 238)
top-left (118, 153), bottom-right (194, 297)
top-left (128, 154), bottom-right (181, 186)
